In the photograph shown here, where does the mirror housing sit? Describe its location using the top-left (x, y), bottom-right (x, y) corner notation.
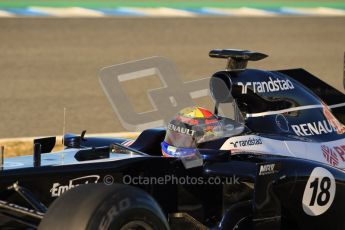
top-left (210, 71), bottom-right (233, 104)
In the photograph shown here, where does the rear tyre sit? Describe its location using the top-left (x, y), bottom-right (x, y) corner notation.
top-left (38, 183), bottom-right (169, 230)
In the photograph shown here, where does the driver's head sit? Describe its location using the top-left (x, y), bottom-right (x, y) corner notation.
top-left (161, 107), bottom-right (222, 157)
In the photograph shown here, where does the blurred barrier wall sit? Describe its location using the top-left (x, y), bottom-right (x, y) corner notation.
top-left (0, 1), bottom-right (345, 17)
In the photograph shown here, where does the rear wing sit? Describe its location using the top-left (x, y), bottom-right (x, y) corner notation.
top-left (276, 68), bottom-right (345, 124)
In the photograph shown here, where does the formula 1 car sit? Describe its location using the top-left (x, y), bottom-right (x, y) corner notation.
top-left (1, 49), bottom-right (345, 230)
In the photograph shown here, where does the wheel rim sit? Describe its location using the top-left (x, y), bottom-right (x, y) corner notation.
top-left (120, 220), bottom-right (154, 230)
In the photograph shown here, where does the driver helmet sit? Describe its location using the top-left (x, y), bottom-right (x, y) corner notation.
top-left (161, 106), bottom-right (227, 157)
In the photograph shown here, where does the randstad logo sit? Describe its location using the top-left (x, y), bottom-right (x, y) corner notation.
top-left (237, 77), bottom-right (294, 94)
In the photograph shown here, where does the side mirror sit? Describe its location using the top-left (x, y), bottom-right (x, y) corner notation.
top-left (209, 71), bottom-right (233, 104)
top-left (63, 133), bottom-right (81, 148)
top-left (63, 130), bottom-right (87, 148)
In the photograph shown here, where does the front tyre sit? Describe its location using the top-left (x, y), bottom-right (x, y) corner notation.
top-left (39, 184), bottom-right (169, 230)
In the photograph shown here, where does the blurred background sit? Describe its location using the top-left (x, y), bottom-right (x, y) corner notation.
top-left (0, 0), bottom-right (344, 140)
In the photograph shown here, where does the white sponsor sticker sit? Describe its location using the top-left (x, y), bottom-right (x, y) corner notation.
top-left (259, 163), bottom-right (276, 175)
top-left (291, 120), bottom-right (336, 136)
top-left (229, 137), bottom-right (262, 148)
top-left (221, 135), bottom-right (345, 170)
top-left (302, 167), bottom-right (336, 216)
top-left (237, 77), bottom-right (294, 94)
top-left (50, 175), bottom-right (100, 197)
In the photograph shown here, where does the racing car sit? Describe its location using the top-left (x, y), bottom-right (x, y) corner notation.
top-left (1, 49), bottom-right (345, 230)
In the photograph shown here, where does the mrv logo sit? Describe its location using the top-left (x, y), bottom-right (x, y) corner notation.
top-left (259, 164), bottom-right (276, 175)
top-left (50, 175), bottom-right (100, 197)
top-left (237, 77), bottom-right (294, 94)
top-left (230, 137), bottom-right (262, 148)
top-left (291, 120), bottom-right (336, 136)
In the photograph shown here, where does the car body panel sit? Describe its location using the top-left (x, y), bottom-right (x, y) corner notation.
top-left (2, 51), bottom-right (345, 229)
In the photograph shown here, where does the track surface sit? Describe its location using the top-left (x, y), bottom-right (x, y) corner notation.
top-left (0, 17), bottom-right (344, 138)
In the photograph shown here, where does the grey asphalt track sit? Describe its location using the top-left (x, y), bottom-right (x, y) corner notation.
top-left (0, 17), bottom-right (344, 138)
